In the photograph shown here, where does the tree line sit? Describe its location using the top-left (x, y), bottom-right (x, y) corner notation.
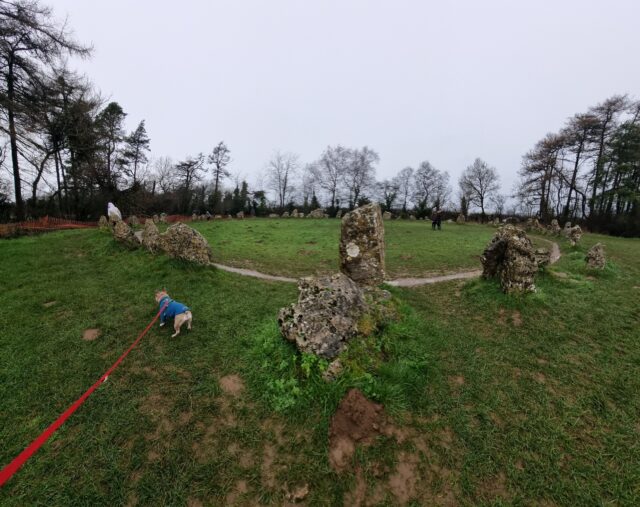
top-left (515, 95), bottom-right (640, 236)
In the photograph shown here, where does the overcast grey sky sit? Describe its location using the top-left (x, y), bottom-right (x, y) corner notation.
top-left (52, 0), bottom-right (640, 197)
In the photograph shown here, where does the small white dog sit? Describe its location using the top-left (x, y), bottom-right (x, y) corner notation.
top-left (155, 290), bottom-right (192, 338)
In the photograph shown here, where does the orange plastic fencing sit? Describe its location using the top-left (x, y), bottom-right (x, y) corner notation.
top-left (0, 216), bottom-right (97, 237)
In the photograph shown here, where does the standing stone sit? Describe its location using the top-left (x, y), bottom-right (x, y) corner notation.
top-left (278, 273), bottom-right (367, 360)
top-left (112, 220), bottom-right (138, 248)
top-left (268, 213), bottom-right (279, 218)
top-left (98, 215), bottom-right (109, 229)
top-left (456, 214), bottom-right (466, 224)
top-left (236, 211), bottom-right (245, 219)
top-left (160, 223), bottom-right (212, 265)
top-left (339, 203), bottom-right (385, 286)
top-left (142, 219), bottom-right (162, 252)
top-left (567, 225), bottom-right (582, 246)
top-left (152, 214), bottom-right (159, 224)
top-left (159, 213), bottom-right (168, 224)
top-left (336, 210), bottom-right (342, 219)
top-left (562, 222), bottom-right (572, 235)
top-left (281, 211), bottom-right (290, 218)
top-left (291, 209), bottom-right (299, 218)
top-left (309, 208), bottom-right (326, 218)
top-left (192, 213), bottom-right (198, 221)
top-left (382, 211), bottom-right (392, 220)
top-left (534, 248), bottom-right (551, 268)
top-left (549, 219), bottom-right (561, 235)
top-left (298, 213), bottom-right (305, 218)
top-left (129, 215), bottom-right (139, 226)
top-left (409, 215), bottom-right (416, 220)
top-left (481, 225), bottom-right (538, 294)
top-left (585, 243), bottom-right (606, 269)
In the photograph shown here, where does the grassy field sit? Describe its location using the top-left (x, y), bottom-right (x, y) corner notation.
top-left (0, 225), bottom-right (639, 505)
top-left (191, 218), bottom-right (495, 278)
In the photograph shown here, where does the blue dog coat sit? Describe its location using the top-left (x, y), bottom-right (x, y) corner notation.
top-left (158, 296), bottom-right (189, 324)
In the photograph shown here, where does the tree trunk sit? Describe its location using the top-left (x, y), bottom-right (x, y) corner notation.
top-left (7, 57), bottom-right (24, 220)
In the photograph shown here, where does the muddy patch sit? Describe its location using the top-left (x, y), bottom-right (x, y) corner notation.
top-left (389, 452), bottom-right (419, 504)
top-left (328, 388), bottom-right (385, 472)
top-left (82, 328), bottom-right (100, 341)
top-left (511, 311), bottom-right (522, 327)
top-left (225, 479), bottom-right (249, 505)
top-left (219, 374), bottom-right (245, 396)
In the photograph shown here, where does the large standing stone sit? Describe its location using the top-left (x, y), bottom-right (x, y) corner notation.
top-left (339, 203), bottom-right (385, 286)
top-left (585, 242), bottom-right (606, 269)
top-left (278, 273), bottom-right (367, 360)
top-left (309, 208), bottom-right (326, 218)
top-left (549, 219), bottom-right (561, 235)
top-left (112, 220), bottom-right (138, 248)
top-left (456, 214), bottom-right (466, 224)
top-left (98, 215), bottom-right (109, 229)
top-left (481, 225), bottom-right (538, 294)
top-left (160, 223), bottom-right (212, 265)
top-left (142, 219), bottom-right (162, 252)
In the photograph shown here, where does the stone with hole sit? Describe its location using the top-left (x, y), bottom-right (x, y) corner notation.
top-left (113, 220), bottom-right (138, 248)
top-left (339, 203), bottom-right (385, 286)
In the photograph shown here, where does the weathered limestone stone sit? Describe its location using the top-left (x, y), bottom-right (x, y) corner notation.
top-left (159, 213), bottom-right (168, 224)
top-left (335, 210), bottom-right (342, 219)
top-left (309, 208), bottom-right (326, 218)
top-left (129, 215), bottom-right (139, 226)
top-left (585, 242), bottom-right (606, 269)
top-left (492, 217), bottom-right (500, 226)
top-left (298, 212), bottom-right (305, 218)
top-left (291, 209), bottom-right (299, 218)
top-left (481, 225), bottom-right (538, 294)
top-left (142, 219), bottom-right (162, 252)
top-left (534, 248), bottom-right (551, 268)
top-left (98, 215), bottom-right (109, 229)
top-left (236, 211), bottom-right (245, 219)
top-left (192, 213), bottom-right (198, 221)
top-left (322, 359), bottom-right (344, 382)
top-left (567, 225), bottom-right (582, 246)
top-left (339, 203), bottom-right (385, 286)
top-left (562, 222), bottom-right (572, 235)
top-left (281, 211), bottom-right (290, 218)
top-left (549, 219), bottom-right (561, 235)
top-left (268, 213), bottom-right (279, 218)
top-left (160, 223), bottom-right (212, 265)
top-left (456, 214), bottom-right (466, 224)
top-left (409, 215), bottom-right (416, 220)
top-left (382, 211), bottom-right (392, 220)
top-left (278, 273), bottom-right (367, 360)
top-left (152, 214), bottom-right (159, 224)
top-left (113, 220), bottom-right (138, 248)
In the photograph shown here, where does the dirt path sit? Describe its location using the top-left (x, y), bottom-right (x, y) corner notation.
top-left (210, 240), bottom-right (561, 288)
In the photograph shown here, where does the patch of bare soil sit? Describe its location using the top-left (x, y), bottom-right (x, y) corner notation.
top-left (225, 479), bottom-right (249, 505)
top-left (285, 483), bottom-right (309, 503)
top-left (43, 300), bottom-right (57, 308)
top-left (82, 328), bottom-right (100, 341)
top-left (219, 374), bottom-right (245, 396)
top-left (328, 388), bottom-right (385, 472)
top-left (449, 375), bottom-right (465, 387)
top-left (511, 311), bottom-right (522, 327)
top-left (388, 452), bottom-right (419, 504)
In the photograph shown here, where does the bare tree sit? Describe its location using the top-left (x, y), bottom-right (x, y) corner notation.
top-left (458, 158), bottom-right (500, 221)
top-left (0, 0), bottom-right (91, 218)
top-left (393, 166), bottom-right (414, 212)
top-left (266, 150), bottom-right (299, 210)
top-left (413, 161), bottom-right (450, 210)
top-left (151, 156), bottom-right (175, 193)
top-left (311, 145), bottom-right (350, 210)
top-left (377, 179), bottom-right (399, 211)
top-left (491, 194), bottom-right (507, 218)
top-left (343, 146), bottom-right (378, 208)
top-left (207, 141), bottom-right (231, 212)
top-left (174, 153), bottom-right (204, 212)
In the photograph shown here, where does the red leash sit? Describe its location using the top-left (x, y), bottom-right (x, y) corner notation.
top-left (0, 303), bottom-right (168, 487)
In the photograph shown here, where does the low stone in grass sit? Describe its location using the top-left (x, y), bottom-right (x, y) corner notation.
top-left (278, 273), bottom-right (367, 360)
top-left (456, 213), bottom-right (466, 224)
top-left (339, 203), bottom-right (385, 286)
top-left (585, 242), bottom-right (606, 269)
top-left (549, 219), bottom-right (561, 235)
top-left (98, 215), bottom-right (109, 229)
top-left (129, 215), bottom-right (139, 226)
top-left (308, 208), bottom-right (326, 218)
top-left (291, 209), bottom-right (299, 218)
top-left (83, 328), bottom-right (100, 341)
top-left (481, 225), bottom-right (538, 293)
top-left (336, 209), bottom-right (342, 219)
top-left (159, 212), bottom-right (168, 223)
top-left (268, 213), bottom-right (278, 218)
top-left (383, 211), bottom-right (392, 220)
top-left (534, 248), bottom-right (551, 268)
top-left (236, 211), bottom-right (244, 219)
top-left (281, 211), bottom-right (290, 218)
top-left (160, 223), bottom-right (212, 265)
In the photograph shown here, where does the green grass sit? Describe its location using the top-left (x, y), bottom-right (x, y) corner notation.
top-left (0, 226), bottom-right (639, 505)
top-left (191, 218), bottom-right (495, 278)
